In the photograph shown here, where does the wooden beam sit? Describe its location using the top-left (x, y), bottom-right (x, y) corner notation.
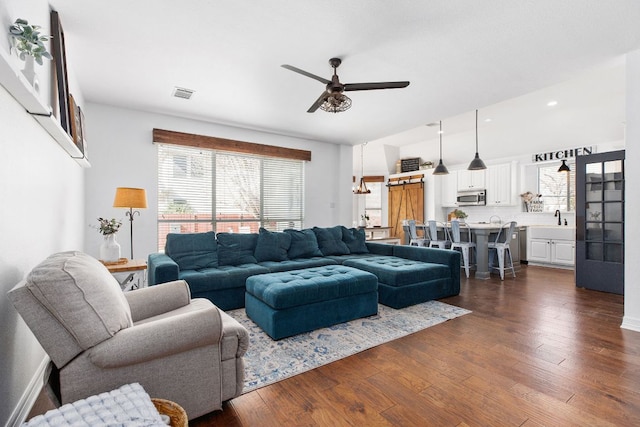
top-left (152, 128), bottom-right (312, 161)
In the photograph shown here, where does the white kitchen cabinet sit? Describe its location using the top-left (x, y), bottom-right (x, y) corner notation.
top-left (552, 239), bottom-right (575, 265)
top-left (441, 172), bottom-right (458, 207)
top-left (486, 163), bottom-right (514, 206)
top-left (527, 227), bottom-right (575, 268)
top-left (457, 169), bottom-right (485, 191)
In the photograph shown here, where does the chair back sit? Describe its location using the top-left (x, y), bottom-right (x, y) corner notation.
top-left (8, 251), bottom-right (133, 368)
top-left (450, 220), bottom-right (472, 243)
top-left (450, 220), bottom-right (462, 243)
top-left (494, 221), bottom-right (517, 244)
top-left (428, 220), bottom-right (449, 241)
top-left (407, 219), bottom-right (419, 240)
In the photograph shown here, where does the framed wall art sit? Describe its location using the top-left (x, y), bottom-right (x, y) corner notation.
top-left (51, 10), bottom-right (71, 135)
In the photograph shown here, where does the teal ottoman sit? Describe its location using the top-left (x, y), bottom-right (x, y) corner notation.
top-left (343, 256), bottom-right (455, 309)
top-left (245, 265), bottom-right (378, 340)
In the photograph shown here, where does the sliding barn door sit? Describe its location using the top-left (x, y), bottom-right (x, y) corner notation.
top-left (388, 181), bottom-right (424, 243)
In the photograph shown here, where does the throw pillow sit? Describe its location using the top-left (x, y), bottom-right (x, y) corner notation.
top-left (313, 226), bottom-right (350, 256)
top-left (341, 226), bottom-right (369, 254)
top-left (216, 233), bottom-right (259, 266)
top-left (254, 228), bottom-right (291, 262)
top-left (284, 229), bottom-right (323, 259)
top-left (165, 231), bottom-right (218, 270)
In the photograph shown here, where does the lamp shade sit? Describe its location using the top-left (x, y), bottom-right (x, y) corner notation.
top-left (558, 160), bottom-right (571, 173)
top-left (113, 187), bottom-right (147, 208)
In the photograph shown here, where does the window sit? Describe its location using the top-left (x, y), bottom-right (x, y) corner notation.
top-left (364, 182), bottom-right (383, 226)
top-left (158, 144), bottom-right (304, 250)
top-left (537, 162), bottom-right (575, 212)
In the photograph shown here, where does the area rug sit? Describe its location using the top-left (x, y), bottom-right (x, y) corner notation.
top-left (228, 300), bottom-right (471, 393)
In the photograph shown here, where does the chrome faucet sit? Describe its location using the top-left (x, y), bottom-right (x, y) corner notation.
top-left (554, 209), bottom-right (561, 226)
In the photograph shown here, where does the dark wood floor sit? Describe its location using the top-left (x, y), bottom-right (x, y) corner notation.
top-left (192, 265), bottom-right (640, 426)
top-left (28, 265), bottom-right (640, 426)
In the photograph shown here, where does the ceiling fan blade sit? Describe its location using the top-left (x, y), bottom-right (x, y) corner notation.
top-left (281, 64), bottom-right (331, 84)
top-left (307, 92), bottom-right (329, 113)
top-left (344, 81), bottom-right (410, 91)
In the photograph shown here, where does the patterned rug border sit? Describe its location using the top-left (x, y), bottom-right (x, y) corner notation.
top-left (228, 300), bottom-right (471, 394)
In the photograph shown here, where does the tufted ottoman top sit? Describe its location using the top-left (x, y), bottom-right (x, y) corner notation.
top-left (245, 265), bottom-right (378, 310)
top-left (343, 256), bottom-right (451, 287)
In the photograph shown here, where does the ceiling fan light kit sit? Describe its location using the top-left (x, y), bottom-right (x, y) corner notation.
top-left (320, 93), bottom-right (352, 113)
top-left (468, 109), bottom-right (487, 170)
top-left (282, 57), bottom-right (409, 113)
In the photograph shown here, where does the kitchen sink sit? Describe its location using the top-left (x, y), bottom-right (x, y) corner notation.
top-left (528, 226), bottom-right (575, 240)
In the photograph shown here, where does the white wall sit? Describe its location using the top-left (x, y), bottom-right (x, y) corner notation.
top-left (83, 103), bottom-right (353, 258)
top-left (622, 49), bottom-right (640, 331)
top-left (0, 86), bottom-right (85, 425)
top-left (0, 3), bottom-right (88, 425)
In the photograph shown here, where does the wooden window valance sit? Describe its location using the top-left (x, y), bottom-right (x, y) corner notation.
top-left (152, 128), bottom-right (311, 161)
top-left (352, 175), bottom-right (385, 183)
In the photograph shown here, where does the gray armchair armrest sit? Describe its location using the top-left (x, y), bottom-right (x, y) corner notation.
top-left (125, 280), bottom-right (191, 322)
top-left (88, 304), bottom-right (223, 368)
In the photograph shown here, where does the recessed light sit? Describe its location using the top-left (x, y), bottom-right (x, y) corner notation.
top-left (547, 100), bottom-right (558, 107)
top-left (484, 118), bottom-right (492, 123)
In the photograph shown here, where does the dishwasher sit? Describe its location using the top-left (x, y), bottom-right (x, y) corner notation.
top-left (519, 226), bottom-right (528, 264)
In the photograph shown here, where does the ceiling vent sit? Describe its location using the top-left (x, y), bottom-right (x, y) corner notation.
top-left (172, 87), bottom-right (195, 100)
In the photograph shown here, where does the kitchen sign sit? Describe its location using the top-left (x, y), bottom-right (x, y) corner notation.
top-left (532, 146), bottom-right (593, 163)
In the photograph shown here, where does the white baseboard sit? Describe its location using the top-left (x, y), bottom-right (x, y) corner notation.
top-left (621, 316), bottom-right (640, 332)
top-left (5, 356), bottom-right (49, 427)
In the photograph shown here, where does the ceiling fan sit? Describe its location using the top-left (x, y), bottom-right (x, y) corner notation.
top-left (281, 58), bottom-right (410, 113)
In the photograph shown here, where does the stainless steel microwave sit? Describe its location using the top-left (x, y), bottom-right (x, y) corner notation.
top-left (457, 190), bottom-right (486, 206)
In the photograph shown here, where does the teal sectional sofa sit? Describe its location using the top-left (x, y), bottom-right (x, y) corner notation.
top-left (148, 226), bottom-right (460, 310)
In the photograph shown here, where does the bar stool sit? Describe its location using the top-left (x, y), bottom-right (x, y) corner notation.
top-left (428, 220), bottom-right (449, 249)
top-left (406, 219), bottom-right (428, 247)
top-left (450, 220), bottom-right (476, 278)
top-left (488, 221), bottom-right (517, 280)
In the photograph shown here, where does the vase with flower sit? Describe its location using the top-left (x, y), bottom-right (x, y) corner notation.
top-left (97, 217), bottom-right (122, 262)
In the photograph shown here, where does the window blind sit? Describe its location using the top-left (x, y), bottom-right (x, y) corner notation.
top-left (157, 144), bottom-right (304, 250)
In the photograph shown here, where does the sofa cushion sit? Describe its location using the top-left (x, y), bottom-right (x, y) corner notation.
top-left (180, 264), bottom-right (270, 292)
top-left (344, 256), bottom-right (451, 287)
top-left (258, 257), bottom-right (338, 272)
top-left (165, 231), bottom-right (218, 270)
top-left (24, 251), bottom-right (133, 350)
top-left (284, 229), bottom-right (323, 259)
top-left (313, 226), bottom-right (350, 256)
top-left (217, 233), bottom-right (259, 266)
top-left (341, 226), bottom-right (369, 254)
top-left (254, 228), bottom-right (291, 262)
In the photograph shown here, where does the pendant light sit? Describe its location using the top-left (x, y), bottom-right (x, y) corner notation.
top-left (353, 143), bottom-right (371, 194)
top-left (558, 159), bottom-right (571, 172)
top-left (433, 121), bottom-right (449, 175)
top-left (467, 109), bottom-right (487, 170)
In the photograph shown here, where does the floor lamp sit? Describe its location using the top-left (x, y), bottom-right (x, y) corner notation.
top-left (113, 187), bottom-right (147, 259)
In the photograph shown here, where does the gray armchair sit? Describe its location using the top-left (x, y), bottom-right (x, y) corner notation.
top-left (8, 251), bottom-right (248, 420)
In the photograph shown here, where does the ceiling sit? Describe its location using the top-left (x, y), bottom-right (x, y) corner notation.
top-left (48, 0), bottom-right (640, 149)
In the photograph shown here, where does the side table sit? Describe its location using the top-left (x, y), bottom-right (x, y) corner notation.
top-left (102, 259), bottom-right (148, 291)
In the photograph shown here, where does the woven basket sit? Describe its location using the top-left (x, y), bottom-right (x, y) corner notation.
top-left (151, 398), bottom-right (188, 427)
